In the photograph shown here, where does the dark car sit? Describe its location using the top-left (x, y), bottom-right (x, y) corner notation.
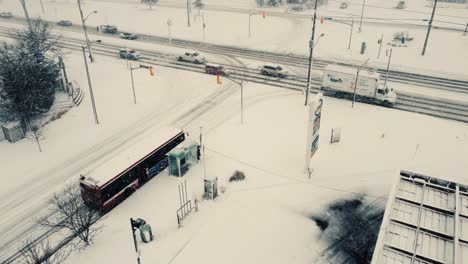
top-left (120, 32), bottom-right (137, 40)
top-left (119, 49), bottom-right (140, 60)
top-left (260, 65), bottom-right (288, 78)
top-left (57, 20), bottom-right (73, 27)
top-left (205, 64), bottom-right (226, 75)
top-left (0, 12), bottom-right (13, 18)
top-left (99, 25), bottom-right (118, 34)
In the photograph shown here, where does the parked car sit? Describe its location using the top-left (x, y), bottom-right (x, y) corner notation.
top-left (177, 51), bottom-right (207, 64)
top-left (99, 25), bottom-right (118, 34)
top-left (205, 63), bottom-right (226, 76)
top-left (120, 32), bottom-right (137, 40)
top-left (339, 2), bottom-right (348, 9)
top-left (57, 20), bottom-right (73, 27)
top-left (119, 49), bottom-right (141, 60)
top-left (395, 1), bottom-right (406, 9)
top-left (260, 65), bottom-right (287, 78)
top-left (0, 12), bottom-right (13, 18)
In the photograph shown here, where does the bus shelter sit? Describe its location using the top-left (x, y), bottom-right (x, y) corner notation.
top-left (167, 142), bottom-right (199, 177)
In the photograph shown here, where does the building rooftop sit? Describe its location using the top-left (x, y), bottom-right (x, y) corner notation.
top-left (371, 170), bottom-right (468, 264)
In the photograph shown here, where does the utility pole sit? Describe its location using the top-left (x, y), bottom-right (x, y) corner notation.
top-left (348, 18), bottom-right (354, 49)
top-left (82, 46), bottom-right (99, 124)
top-left (304, 0), bottom-right (319, 106)
top-left (384, 48), bottom-right (393, 87)
top-left (18, 0), bottom-right (33, 32)
top-left (187, 0), bottom-right (191, 27)
top-left (422, 0), bottom-right (438, 56)
top-left (77, 0), bottom-right (95, 63)
top-left (377, 34), bottom-right (383, 58)
top-left (359, 0), bottom-right (366, 32)
top-left (464, 22), bottom-right (467, 36)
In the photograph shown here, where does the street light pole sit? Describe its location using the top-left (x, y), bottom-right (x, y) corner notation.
top-left (348, 18), bottom-right (354, 49)
top-left (377, 34), bottom-right (383, 58)
top-left (223, 75), bottom-right (244, 124)
top-left (81, 46), bottom-right (99, 124)
top-left (130, 64), bottom-right (137, 104)
top-left (359, 0), bottom-right (366, 32)
top-left (352, 59), bottom-right (369, 108)
top-left (186, 0), bottom-right (191, 27)
top-left (18, 0), bottom-right (33, 32)
top-left (304, 0), bottom-right (319, 106)
top-left (248, 11), bottom-right (252, 38)
top-left (77, 0), bottom-right (95, 63)
top-left (202, 13), bottom-right (206, 41)
top-left (384, 48), bottom-right (393, 87)
top-left (422, 0), bottom-right (438, 56)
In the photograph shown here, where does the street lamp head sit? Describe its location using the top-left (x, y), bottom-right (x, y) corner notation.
top-left (93, 11), bottom-right (98, 14)
top-left (94, 39), bottom-right (102, 43)
top-left (320, 33), bottom-right (325, 37)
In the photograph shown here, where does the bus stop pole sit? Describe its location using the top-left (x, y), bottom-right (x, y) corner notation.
top-left (130, 218), bottom-right (141, 264)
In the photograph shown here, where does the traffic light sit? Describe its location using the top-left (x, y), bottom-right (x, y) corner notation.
top-left (262, 11), bottom-right (266, 18)
top-left (149, 66), bottom-right (155, 76)
top-left (320, 17), bottom-right (324, 24)
top-left (217, 75), bottom-right (222, 84)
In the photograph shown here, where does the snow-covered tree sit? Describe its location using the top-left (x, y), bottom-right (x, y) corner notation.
top-left (0, 19), bottom-right (61, 127)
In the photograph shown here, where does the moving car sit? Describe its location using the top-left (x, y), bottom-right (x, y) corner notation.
top-left (0, 12), bottom-right (13, 18)
top-left (99, 25), bottom-right (118, 34)
top-left (120, 32), bottom-right (137, 40)
top-left (57, 20), bottom-right (73, 27)
top-left (177, 51), bottom-right (207, 64)
top-left (205, 64), bottom-right (226, 75)
top-left (339, 2), bottom-right (348, 9)
top-left (260, 65), bottom-right (287, 78)
top-left (119, 49), bottom-right (141, 60)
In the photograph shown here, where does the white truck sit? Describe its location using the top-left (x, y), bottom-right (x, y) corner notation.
top-left (321, 65), bottom-right (397, 106)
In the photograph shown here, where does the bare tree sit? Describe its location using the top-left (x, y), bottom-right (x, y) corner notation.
top-left (30, 125), bottom-right (43, 152)
top-left (38, 185), bottom-right (101, 249)
top-left (19, 236), bottom-right (70, 264)
top-left (141, 0), bottom-right (159, 9)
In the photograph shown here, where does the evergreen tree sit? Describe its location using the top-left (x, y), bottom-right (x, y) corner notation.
top-left (0, 19), bottom-right (61, 126)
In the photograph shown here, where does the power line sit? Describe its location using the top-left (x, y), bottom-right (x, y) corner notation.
top-left (204, 146), bottom-right (390, 199)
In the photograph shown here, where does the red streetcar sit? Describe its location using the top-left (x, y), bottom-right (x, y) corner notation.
top-left (79, 127), bottom-right (185, 211)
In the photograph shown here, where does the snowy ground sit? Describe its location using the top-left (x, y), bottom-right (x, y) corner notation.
top-left (65, 82), bottom-right (468, 264)
top-left (0, 0), bottom-right (467, 262)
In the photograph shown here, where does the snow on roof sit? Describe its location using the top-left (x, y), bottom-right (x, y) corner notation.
top-left (371, 170), bottom-right (468, 264)
top-left (81, 127), bottom-right (182, 187)
top-left (324, 64), bottom-right (380, 79)
top-left (2, 121), bottom-right (21, 129)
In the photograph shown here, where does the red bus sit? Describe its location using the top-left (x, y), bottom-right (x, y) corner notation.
top-left (79, 127), bottom-right (185, 211)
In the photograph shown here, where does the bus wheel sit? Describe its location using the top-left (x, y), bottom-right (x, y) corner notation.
top-left (124, 187), bottom-right (135, 197)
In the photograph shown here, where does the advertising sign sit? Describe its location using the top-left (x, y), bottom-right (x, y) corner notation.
top-left (304, 93), bottom-right (323, 171)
